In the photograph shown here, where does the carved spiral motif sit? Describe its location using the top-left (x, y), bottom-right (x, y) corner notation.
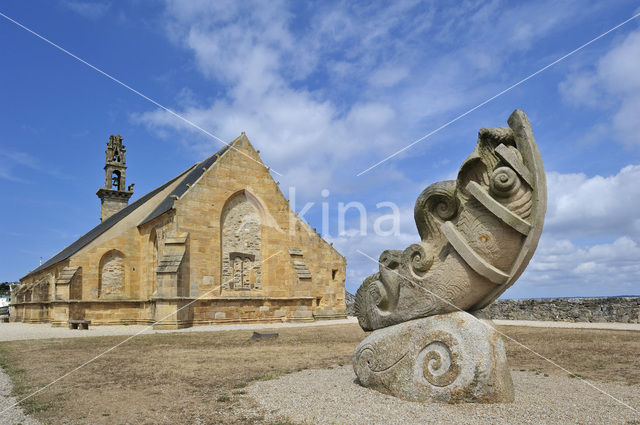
top-left (490, 166), bottom-right (520, 198)
top-left (432, 195), bottom-right (458, 220)
top-left (417, 337), bottom-right (460, 387)
top-left (354, 345), bottom-right (376, 383)
top-left (403, 243), bottom-right (434, 278)
top-left (357, 346), bottom-right (375, 369)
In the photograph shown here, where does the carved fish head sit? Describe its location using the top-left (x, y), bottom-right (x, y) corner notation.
top-left (354, 110), bottom-right (547, 331)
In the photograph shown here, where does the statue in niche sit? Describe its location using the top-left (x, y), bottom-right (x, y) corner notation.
top-left (242, 257), bottom-right (251, 289)
top-left (230, 252), bottom-right (256, 290)
top-left (233, 257), bottom-right (242, 289)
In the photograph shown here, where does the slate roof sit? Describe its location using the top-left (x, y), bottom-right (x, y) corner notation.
top-left (23, 142), bottom-right (234, 279)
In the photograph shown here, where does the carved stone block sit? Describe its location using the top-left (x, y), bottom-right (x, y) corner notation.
top-left (352, 110), bottom-right (546, 404)
top-left (353, 312), bottom-right (513, 403)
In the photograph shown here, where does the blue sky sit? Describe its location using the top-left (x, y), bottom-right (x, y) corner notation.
top-left (1, 0), bottom-right (640, 298)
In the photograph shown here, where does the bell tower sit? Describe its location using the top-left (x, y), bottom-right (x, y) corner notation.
top-left (96, 134), bottom-right (134, 222)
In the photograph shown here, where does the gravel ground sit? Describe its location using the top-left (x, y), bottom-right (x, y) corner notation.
top-left (2, 318), bottom-right (637, 342)
top-left (0, 318), bottom-right (358, 341)
top-left (493, 320), bottom-right (640, 331)
top-left (0, 367), bottom-right (40, 425)
top-left (245, 366), bottom-right (640, 425)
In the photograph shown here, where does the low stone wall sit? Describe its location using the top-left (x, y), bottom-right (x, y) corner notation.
top-left (479, 297), bottom-right (640, 323)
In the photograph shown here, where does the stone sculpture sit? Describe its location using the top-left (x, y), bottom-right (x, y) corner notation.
top-left (353, 110), bottom-right (546, 403)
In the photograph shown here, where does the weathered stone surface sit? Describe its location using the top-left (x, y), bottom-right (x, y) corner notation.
top-left (354, 109), bottom-right (547, 331)
top-left (99, 250), bottom-right (125, 298)
top-left (353, 312), bottom-right (513, 403)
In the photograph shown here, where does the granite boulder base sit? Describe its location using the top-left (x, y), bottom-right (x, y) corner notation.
top-left (353, 312), bottom-right (514, 403)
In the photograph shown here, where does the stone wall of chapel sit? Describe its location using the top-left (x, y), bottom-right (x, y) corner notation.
top-left (174, 136), bottom-right (346, 314)
top-left (14, 135), bottom-right (347, 324)
top-left (45, 221), bottom-right (150, 302)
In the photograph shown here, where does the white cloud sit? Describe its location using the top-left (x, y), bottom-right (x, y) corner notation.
top-left (134, 0), bottom-right (583, 198)
top-left (505, 163), bottom-right (640, 297)
top-left (510, 235), bottom-right (640, 297)
top-left (0, 151), bottom-right (70, 183)
top-left (61, 1), bottom-right (110, 19)
top-left (0, 151), bottom-right (40, 183)
top-left (559, 28), bottom-right (640, 147)
top-left (545, 164), bottom-right (640, 238)
top-left (369, 66), bottom-right (410, 88)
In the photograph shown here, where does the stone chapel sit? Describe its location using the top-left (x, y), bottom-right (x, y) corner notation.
top-left (11, 134), bottom-right (346, 328)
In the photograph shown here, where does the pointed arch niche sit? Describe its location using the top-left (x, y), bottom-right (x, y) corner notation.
top-left (220, 190), bottom-right (263, 290)
top-left (99, 249), bottom-right (126, 298)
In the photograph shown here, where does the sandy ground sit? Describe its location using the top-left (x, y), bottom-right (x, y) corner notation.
top-left (493, 319), bottom-right (640, 331)
top-left (0, 318), bottom-right (359, 341)
top-left (245, 366), bottom-right (640, 425)
top-left (0, 320), bottom-right (638, 424)
top-left (1, 318), bottom-right (638, 342)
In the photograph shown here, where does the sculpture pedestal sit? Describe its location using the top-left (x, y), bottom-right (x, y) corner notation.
top-left (352, 312), bottom-right (514, 403)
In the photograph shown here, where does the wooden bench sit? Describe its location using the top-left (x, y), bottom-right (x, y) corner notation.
top-left (68, 319), bottom-right (91, 330)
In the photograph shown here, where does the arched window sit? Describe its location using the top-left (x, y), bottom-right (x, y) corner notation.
top-left (99, 250), bottom-right (125, 298)
top-left (221, 191), bottom-right (262, 290)
top-left (112, 170), bottom-right (121, 190)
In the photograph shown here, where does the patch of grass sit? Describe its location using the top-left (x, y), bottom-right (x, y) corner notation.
top-left (216, 395), bottom-right (231, 403)
top-left (249, 370), bottom-right (291, 382)
top-left (20, 399), bottom-right (59, 415)
top-left (232, 390), bottom-right (247, 395)
top-left (568, 373), bottom-right (588, 380)
top-left (499, 326), bottom-right (639, 385)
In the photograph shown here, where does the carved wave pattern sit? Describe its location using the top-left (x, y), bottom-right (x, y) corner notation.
top-left (456, 207), bottom-right (500, 262)
top-left (425, 254), bottom-right (472, 313)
